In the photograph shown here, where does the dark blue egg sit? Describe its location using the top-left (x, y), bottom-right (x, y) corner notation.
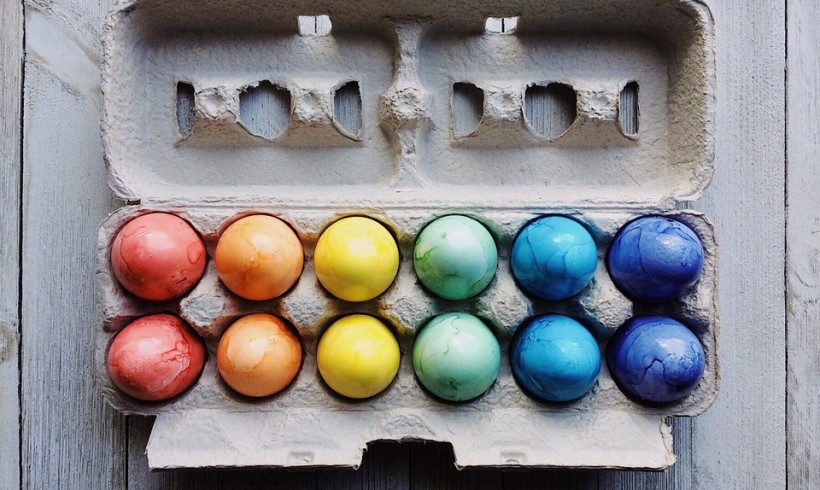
top-left (607, 316), bottom-right (705, 404)
top-left (607, 216), bottom-right (704, 303)
top-left (511, 315), bottom-right (601, 402)
top-left (511, 216), bottom-right (598, 301)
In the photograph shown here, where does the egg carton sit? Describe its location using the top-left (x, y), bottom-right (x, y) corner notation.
top-left (98, 0), bottom-right (717, 470)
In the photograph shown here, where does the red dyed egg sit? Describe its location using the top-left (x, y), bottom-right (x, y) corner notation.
top-left (111, 213), bottom-right (206, 301)
top-left (106, 314), bottom-right (206, 401)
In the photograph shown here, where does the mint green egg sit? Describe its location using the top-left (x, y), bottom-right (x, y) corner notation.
top-left (413, 312), bottom-right (501, 402)
top-left (413, 215), bottom-right (498, 300)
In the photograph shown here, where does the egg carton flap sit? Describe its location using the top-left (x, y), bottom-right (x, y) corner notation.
top-left (146, 408), bottom-right (675, 470)
top-left (102, 0), bottom-right (714, 207)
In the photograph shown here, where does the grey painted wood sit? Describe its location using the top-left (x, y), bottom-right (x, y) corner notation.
top-left (687, 0), bottom-right (787, 487)
top-left (21, 2), bottom-right (126, 489)
top-left (0, 1), bottom-right (22, 489)
top-left (787, 1), bottom-right (820, 488)
top-left (17, 0), bottom-right (796, 488)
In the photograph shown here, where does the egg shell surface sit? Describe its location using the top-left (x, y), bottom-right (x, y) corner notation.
top-left (106, 313), bottom-right (206, 401)
top-left (216, 313), bottom-right (303, 398)
top-left (412, 312), bottom-right (501, 402)
top-left (511, 216), bottom-right (598, 301)
top-left (317, 314), bottom-right (400, 399)
top-left (511, 315), bottom-right (601, 403)
top-left (110, 212), bottom-right (206, 301)
top-left (215, 215), bottom-right (304, 301)
top-left (413, 215), bottom-right (498, 300)
top-left (314, 217), bottom-right (399, 302)
top-left (607, 316), bottom-right (705, 404)
top-left (606, 216), bottom-right (704, 303)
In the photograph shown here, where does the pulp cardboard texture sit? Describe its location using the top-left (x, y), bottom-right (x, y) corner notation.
top-left (97, 0), bottom-right (718, 470)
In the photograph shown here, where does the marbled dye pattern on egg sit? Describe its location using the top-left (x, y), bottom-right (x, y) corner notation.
top-left (106, 314), bottom-right (206, 402)
top-left (413, 215), bottom-right (498, 300)
top-left (510, 315), bottom-right (601, 403)
top-left (511, 216), bottom-right (598, 300)
top-left (607, 316), bottom-right (705, 404)
top-left (413, 312), bottom-right (501, 402)
top-left (111, 213), bottom-right (206, 302)
top-left (607, 216), bottom-right (704, 303)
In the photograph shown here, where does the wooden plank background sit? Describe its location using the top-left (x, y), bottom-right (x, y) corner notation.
top-left (1, 1), bottom-right (23, 489)
top-left (2, 0), bottom-right (810, 487)
top-left (787, 1), bottom-right (820, 489)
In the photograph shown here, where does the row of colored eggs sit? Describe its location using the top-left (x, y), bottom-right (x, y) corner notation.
top-left (110, 212), bottom-right (705, 304)
top-left (106, 311), bottom-right (705, 406)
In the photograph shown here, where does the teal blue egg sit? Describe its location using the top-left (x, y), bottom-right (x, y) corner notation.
top-left (413, 312), bottom-right (501, 402)
top-left (511, 315), bottom-right (601, 402)
top-left (413, 215), bottom-right (498, 300)
top-left (511, 216), bottom-right (598, 300)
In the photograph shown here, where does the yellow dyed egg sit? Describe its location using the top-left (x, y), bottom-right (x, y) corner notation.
top-left (217, 313), bottom-right (303, 397)
top-left (215, 215), bottom-right (304, 301)
top-left (317, 314), bottom-right (400, 399)
top-left (314, 217), bottom-right (399, 302)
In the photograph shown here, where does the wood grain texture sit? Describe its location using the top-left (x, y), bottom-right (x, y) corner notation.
top-left (0, 0), bottom-right (23, 489)
top-left (21, 1), bottom-right (126, 489)
top-left (686, 0), bottom-right (787, 488)
top-left (787, 0), bottom-right (820, 488)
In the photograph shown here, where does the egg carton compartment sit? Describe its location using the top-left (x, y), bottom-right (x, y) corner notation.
top-left (103, 0), bottom-right (714, 208)
top-left (96, 205), bottom-right (718, 468)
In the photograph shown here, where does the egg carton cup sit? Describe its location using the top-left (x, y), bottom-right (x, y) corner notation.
top-left (98, 0), bottom-right (717, 470)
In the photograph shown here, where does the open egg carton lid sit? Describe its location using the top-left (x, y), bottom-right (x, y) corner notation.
top-left (98, 0), bottom-right (718, 471)
top-left (102, 0), bottom-right (715, 210)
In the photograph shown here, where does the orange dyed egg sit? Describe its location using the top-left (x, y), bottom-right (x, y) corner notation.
top-left (110, 213), bottom-right (206, 301)
top-left (215, 215), bottom-right (304, 301)
top-left (217, 313), bottom-right (303, 397)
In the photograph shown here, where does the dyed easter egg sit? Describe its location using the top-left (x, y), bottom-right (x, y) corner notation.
top-left (110, 213), bottom-right (206, 301)
top-left (216, 313), bottom-right (302, 398)
top-left (413, 216), bottom-right (498, 300)
top-left (215, 215), bottom-right (304, 301)
top-left (607, 216), bottom-right (704, 303)
top-left (106, 314), bottom-right (206, 401)
top-left (317, 315), bottom-right (400, 399)
top-left (607, 316), bottom-right (705, 404)
top-left (314, 217), bottom-right (399, 302)
top-left (511, 216), bottom-right (598, 300)
top-left (412, 312), bottom-right (501, 402)
top-left (511, 315), bottom-right (601, 402)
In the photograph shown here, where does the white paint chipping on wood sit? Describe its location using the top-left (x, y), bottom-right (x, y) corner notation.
top-left (0, 1), bottom-right (23, 489)
top-left (787, 1), bottom-right (820, 488)
top-left (22, 2), bottom-right (126, 489)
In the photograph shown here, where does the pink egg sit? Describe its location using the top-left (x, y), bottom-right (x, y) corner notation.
top-left (106, 314), bottom-right (206, 401)
top-left (111, 213), bottom-right (206, 301)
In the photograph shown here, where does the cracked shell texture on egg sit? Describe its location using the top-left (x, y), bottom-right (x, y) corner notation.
top-left (510, 314), bottom-right (601, 403)
top-left (606, 216), bottom-right (704, 303)
top-left (215, 215), bottom-right (304, 301)
top-left (110, 212), bottom-right (206, 302)
top-left (106, 313), bottom-right (206, 402)
top-left (412, 312), bottom-right (501, 402)
top-left (607, 316), bottom-right (705, 404)
top-left (511, 216), bottom-right (598, 300)
top-left (413, 215), bottom-right (498, 300)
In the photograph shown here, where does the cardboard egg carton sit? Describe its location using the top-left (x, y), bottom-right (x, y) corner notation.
top-left (98, 0), bottom-right (717, 469)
